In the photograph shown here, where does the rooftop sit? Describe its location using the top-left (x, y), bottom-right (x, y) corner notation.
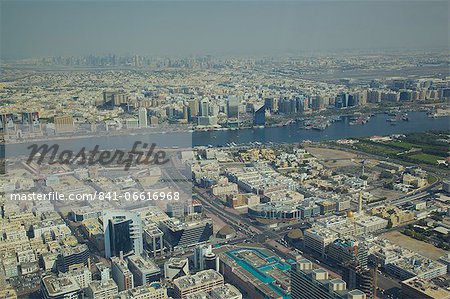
top-left (42, 275), bottom-right (80, 296)
top-left (402, 277), bottom-right (450, 299)
top-left (173, 269), bottom-right (223, 290)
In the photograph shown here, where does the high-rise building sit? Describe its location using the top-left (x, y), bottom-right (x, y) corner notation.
top-left (56, 244), bottom-right (90, 273)
top-left (253, 104), bottom-right (266, 126)
top-left (54, 115), bottom-right (74, 133)
top-left (335, 93), bottom-right (349, 108)
top-left (291, 259), bottom-right (367, 299)
top-left (103, 211), bottom-right (143, 258)
top-left (193, 244), bottom-right (219, 272)
top-left (367, 90), bottom-right (381, 103)
top-left (342, 263), bottom-right (375, 299)
top-left (138, 107), bottom-right (148, 128)
top-left (166, 202), bottom-right (184, 218)
top-left (188, 99), bottom-right (199, 117)
top-left (143, 223), bottom-right (164, 257)
top-left (159, 217), bottom-right (213, 250)
top-left (200, 100), bottom-right (209, 117)
top-left (149, 116), bottom-right (159, 126)
top-left (264, 97), bottom-right (278, 112)
top-left (227, 96), bottom-right (239, 118)
top-left (127, 254), bottom-right (161, 286)
top-left (111, 256), bottom-right (134, 291)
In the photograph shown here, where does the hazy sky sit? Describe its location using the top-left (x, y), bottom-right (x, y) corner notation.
top-left (1, 1), bottom-right (449, 58)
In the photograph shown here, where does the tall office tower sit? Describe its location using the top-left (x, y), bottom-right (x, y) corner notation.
top-left (103, 211), bottom-right (143, 258)
top-left (166, 202), bottom-right (184, 218)
top-left (193, 244), bottom-right (219, 271)
top-left (264, 97), bottom-right (278, 112)
top-left (188, 99), bottom-right (199, 117)
top-left (96, 262), bottom-right (111, 284)
top-left (143, 223), bottom-right (164, 257)
top-left (310, 96), bottom-right (321, 111)
top-left (342, 263), bottom-right (375, 299)
top-left (291, 259), bottom-right (367, 299)
top-left (149, 116), bottom-right (159, 126)
top-left (112, 93), bottom-right (128, 106)
top-left (253, 104), bottom-right (266, 126)
top-left (183, 105), bottom-right (189, 120)
top-left (210, 104), bottom-right (219, 117)
top-left (173, 269), bottom-right (224, 299)
top-left (111, 257), bottom-right (134, 291)
top-left (56, 244), bottom-right (90, 273)
top-left (347, 94), bottom-right (356, 107)
top-left (335, 93), bottom-right (349, 108)
top-left (355, 90), bottom-right (368, 106)
top-left (279, 97), bottom-right (295, 114)
top-left (159, 217), bottom-right (213, 251)
top-left (54, 115), bottom-right (75, 133)
top-left (200, 100), bottom-right (210, 117)
top-left (103, 91), bottom-right (115, 104)
top-left (367, 90), bottom-right (381, 103)
top-left (127, 254), bottom-right (161, 286)
top-left (138, 107), bottom-right (148, 128)
top-left (227, 96), bottom-right (239, 118)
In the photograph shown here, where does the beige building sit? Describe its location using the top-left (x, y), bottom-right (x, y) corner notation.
top-left (173, 269), bottom-right (224, 299)
top-left (370, 206), bottom-right (415, 227)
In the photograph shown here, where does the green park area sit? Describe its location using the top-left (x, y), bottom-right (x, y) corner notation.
top-left (346, 131), bottom-right (449, 166)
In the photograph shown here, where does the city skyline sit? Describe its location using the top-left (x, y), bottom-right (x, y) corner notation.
top-left (0, 1), bottom-right (449, 299)
top-left (1, 1), bottom-right (449, 59)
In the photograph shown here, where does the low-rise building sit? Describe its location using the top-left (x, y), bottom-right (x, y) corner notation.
top-left (87, 279), bottom-right (119, 299)
top-left (173, 269), bottom-right (224, 299)
top-left (401, 277), bottom-right (450, 299)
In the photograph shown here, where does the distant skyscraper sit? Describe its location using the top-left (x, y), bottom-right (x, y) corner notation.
top-left (227, 96), bottom-right (239, 118)
top-left (103, 211), bottom-right (143, 258)
top-left (253, 104), bottom-right (266, 126)
top-left (200, 100), bottom-right (209, 117)
top-left (54, 115), bottom-right (75, 133)
top-left (188, 99), bottom-right (199, 117)
top-left (138, 107), bottom-right (148, 128)
top-left (264, 97), bottom-right (278, 112)
top-left (335, 93), bottom-right (349, 108)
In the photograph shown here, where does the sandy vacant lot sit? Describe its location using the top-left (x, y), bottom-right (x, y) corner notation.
top-left (380, 231), bottom-right (447, 260)
top-left (305, 147), bottom-right (359, 168)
